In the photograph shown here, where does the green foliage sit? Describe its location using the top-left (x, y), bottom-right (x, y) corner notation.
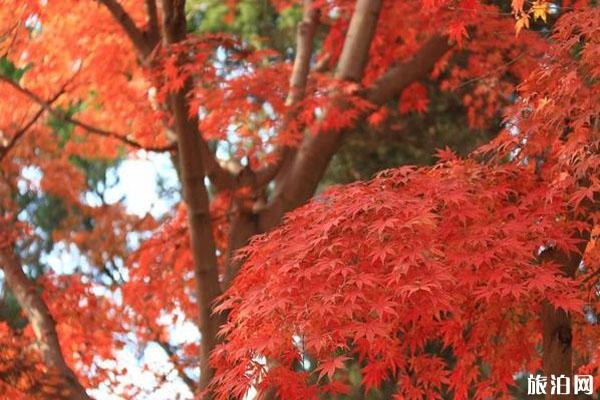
top-left (186, 0), bottom-right (301, 52)
top-left (16, 193), bottom-right (68, 247)
top-left (0, 56), bottom-right (30, 82)
top-left (47, 102), bottom-right (83, 148)
top-left (0, 289), bottom-right (27, 329)
top-left (69, 155), bottom-right (120, 199)
top-left (322, 89), bottom-right (497, 187)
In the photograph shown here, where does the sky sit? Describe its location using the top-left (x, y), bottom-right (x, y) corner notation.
top-left (85, 152), bottom-right (258, 399)
top-left (24, 151), bottom-right (199, 399)
top-left (88, 152), bottom-right (192, 399)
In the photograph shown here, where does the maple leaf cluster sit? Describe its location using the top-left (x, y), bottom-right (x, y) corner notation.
top-left (478, 5), bottom-right (600, 231)
top-left (211, 159), bottom-right (585, 399)
top-left (0, 323), bottom-right (50, 399)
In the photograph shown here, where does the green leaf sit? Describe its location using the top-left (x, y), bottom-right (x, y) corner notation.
top-left (47, 102), bottom-right (83, 148)
top-left (0, 56), bottom-right (30, 82)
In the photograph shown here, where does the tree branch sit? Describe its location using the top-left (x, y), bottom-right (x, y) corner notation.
top-left (255, 0), bottom-right (320, 188)
top-left (1, 75), bottom-right (232, 190)
top-left (0, 81), bottom-right (72, 162)
top-left (0, 75), bottom-right (176, 153)
top-left (97, 0), bottom-right (156, 58)
top-left (0, 108), bottom-right (45, 162)
top-left (287, 0), bottom-right (320, 106)
top-left (160, 1), bottom-right (234, 191)
top-left (160, 1), bottom-right (227, 395)
top-left (0, 249), bottom-right (91, 400)
top-left (198, 138), bottom-right (235, 191)
top-left (224, 0), bottom-right (321, 289)
top-left (161, 0), bottom-right (186, 44)
top-left (99, 1), bottom-right (233, 190)
top-left (144, 317), bottom-right (197, 393)
top-left (335, 0), bottom-right (382, 82)
top-left (144, 0), bottom-right (160, 45)
top-left (259, 0), bottom-right (384, 230)
top-left (1, 109), bottom-right (47, 163)
top-left (260, 30), bottom-right (451, 230)
top-left (365, 35), bottom-right (450, 105)
top-left (154, 339), bottom-right (197, 392)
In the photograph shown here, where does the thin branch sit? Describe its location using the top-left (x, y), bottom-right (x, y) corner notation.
top-left (314, 52), bottom-right (331, 73)
top-left (0, 22), bottom-right (20, 58)
top-left (0, 75), bottom-right (176, 153)
top-left (155, 339), bottom-right (197, 391)
top-left (3, 79), bottom-right (229, 185)
top-left (0, 85), bottom-right (67, 162)
top-left (581, 267), bottom-right (600, 285)
top-left (260, 31), bottom-right (451, 231)
top-left (0, 109), bottom-right (45, 160)
top-left (142, 314), bottom-right (197, 392)
top-left (97, 0), bottom-right (156, 58)
top-left (287, 0), bottom-right (320, 106)
top-left (454, 51), bottom-right (527, 89)
top-left (255, 0), bottom-right (320, 188)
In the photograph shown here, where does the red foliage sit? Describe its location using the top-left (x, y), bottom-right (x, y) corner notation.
top-left (210, 4), bottom-right (600, 399)
top-left (211, 159), bottom-right (586, 399)
top-left (1, 0), bottom-right (600, 398)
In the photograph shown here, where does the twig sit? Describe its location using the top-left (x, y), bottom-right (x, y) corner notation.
top-left (97, 0), bottom-right (157, 58)
top-left (0, 83), bottom-right (67, 162)
top-left (1, 106), bottom-right (49, 162)
top-left (455, 51), bottom-right (527, 89)
top-left (0, 75), bottom-right (176, 152)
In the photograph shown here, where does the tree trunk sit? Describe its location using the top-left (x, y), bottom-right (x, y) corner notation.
top-left (99, 0), bottom-right (450, 395)
top-left (541, 301), bottom-right (573, 400)
top-left (161, 1), bottom-right (223, 395)
top-left (0, 249), bottom-right (90, 400)
top-left (539, 236), bottom-right (589, 400)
